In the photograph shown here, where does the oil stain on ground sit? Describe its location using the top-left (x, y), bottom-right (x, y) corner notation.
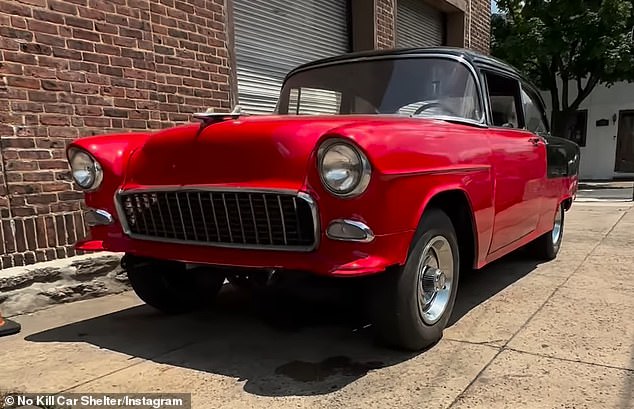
top-left (275, 356), bottom-right (384, 382)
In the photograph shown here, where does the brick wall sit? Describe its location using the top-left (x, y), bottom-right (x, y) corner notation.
top-left (0, 0), bottom-right (231, 269)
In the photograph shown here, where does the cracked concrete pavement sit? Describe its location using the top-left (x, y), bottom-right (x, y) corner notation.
top-left (1, 202), bottom-right (633, 408)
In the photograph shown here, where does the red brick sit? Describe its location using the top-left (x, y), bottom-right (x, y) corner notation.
top-left (43, 104), bottom-right (73, 114)
top-left (95, 21), bottom-right (117, 34)
top-left (75, 105), bottom-right (102, 116)
top-left (26, 193), bottom-right (58, 204)
top-left (20, 43), bottom-right (53, 55)
top-left (69, 61), bottom-right (97, 72)
top-left (3, 51), bottom-right (36, 65)
top-left (32, 9), bottom-right (64, 23)
top-left (35, 32), bottom-right (66, 47)
top-left (67, 39), bottom-right (94, 51)
top-left (0, 0), bottom-right (32, 17)
top-left (48, 0), bottom-right (78, 15)
top-left (48, 127), bottom-right (79, 137)
top-left (101, 86), bottom-right (125, 97)
top-left (6, 160), bottom-right (38, 171)
top-left (28, 91), bottom-right (58, 103)
top-left (78, 7), bottom-right (105, 20)
top-left (83, 117), bottom-right (110, 127)
top-left (83, 52), bottom-right (109, 64)
top-left (40, 115), bottom-right (71, 126)
top-left (72, 83), bottom-right (100, 94)
top-left (0, 37), bottom-right (19, 51)
top-left (41, 80), bottom-right (71, 92)
top-left (66, 15), bottom-right (94, 29)
top-left (22, 67), bottom-right (53, 80)
top-left (0, 62), bottom-right (25, 75)
top-left (57, 70), bottom-right (85, 82)
top-left (73, 28), bottom-right (100, 42)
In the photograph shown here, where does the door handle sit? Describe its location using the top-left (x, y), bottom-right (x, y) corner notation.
top-left (529, 136), bottom-right (543, 146)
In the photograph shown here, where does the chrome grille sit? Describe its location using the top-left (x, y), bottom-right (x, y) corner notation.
top-left (117, 189), bottom-right (317, 250)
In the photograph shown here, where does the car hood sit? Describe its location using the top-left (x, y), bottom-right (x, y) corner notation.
top-left (124, 114), bottom-right (473, 189)
top-left (124, 115), bottom-right (374, 189)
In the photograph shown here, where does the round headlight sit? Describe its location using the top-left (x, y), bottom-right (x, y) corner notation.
top-left (318, 139), bottom-right (371, 197)
top-left (69, 148), bottom-right (103, 190)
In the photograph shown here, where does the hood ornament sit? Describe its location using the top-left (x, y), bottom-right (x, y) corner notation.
top-left (192, 105), bottom-right (247, 133)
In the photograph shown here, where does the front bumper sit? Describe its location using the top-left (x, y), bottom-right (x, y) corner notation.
top-left (76, 227), bottom-right (413, 277)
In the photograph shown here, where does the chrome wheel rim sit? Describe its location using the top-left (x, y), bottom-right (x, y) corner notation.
top-left (417, 236), bottom-right (454, 325)
top-left (552, 207), bottom-right (563, 244)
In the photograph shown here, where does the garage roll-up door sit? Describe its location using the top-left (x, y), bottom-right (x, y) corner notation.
top-left (396, 0), bottom-right (444, 48)
top-left (232, 0), bottom-right (350, 114)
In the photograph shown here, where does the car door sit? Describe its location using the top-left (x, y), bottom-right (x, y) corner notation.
top-left (484, 70), bottom-right (547, 254)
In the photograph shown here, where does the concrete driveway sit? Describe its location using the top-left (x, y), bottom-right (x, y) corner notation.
top-left (1, 202), bottom-right (633, 409)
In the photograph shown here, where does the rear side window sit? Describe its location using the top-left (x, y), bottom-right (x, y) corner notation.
top-left (521, 86), bottom-right (549, 134)
top-left (484, 71), bottom-right (523, 128)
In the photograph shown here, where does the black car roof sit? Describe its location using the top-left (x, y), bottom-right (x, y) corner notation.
top-left (286, 46), bottom-right (526, 82)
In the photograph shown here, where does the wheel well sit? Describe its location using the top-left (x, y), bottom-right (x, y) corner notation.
top-left (562, 197), bottom-right (573, 211)
top-left (424, 190), bottom-right (477, 271)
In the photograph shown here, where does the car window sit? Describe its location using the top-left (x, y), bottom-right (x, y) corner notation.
top-left (288, 87), bottom-right (342, 115)
top-left (277, 57), bottom-right (483, 122)
top-left (521, 87), bottom-right (548, 134)
top-left (484, 71), bottom-right (523, 128)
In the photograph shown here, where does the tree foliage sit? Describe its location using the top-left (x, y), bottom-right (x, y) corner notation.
top-left (491, 0), bottom-right (634, 138)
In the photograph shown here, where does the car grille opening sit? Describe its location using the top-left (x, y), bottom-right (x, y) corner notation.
top-left (117, 190), bottom-right (317, 249)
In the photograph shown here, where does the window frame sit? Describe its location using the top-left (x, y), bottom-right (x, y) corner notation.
top-left (276, 54), bottom-right (489, 126)
top-left (519, 81), bottom-right (551, 135)
top-left (481, 69), bottom-right (526, 130)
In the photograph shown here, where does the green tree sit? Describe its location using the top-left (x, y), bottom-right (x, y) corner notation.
top-left (491, 0), bottom-right (634, 139)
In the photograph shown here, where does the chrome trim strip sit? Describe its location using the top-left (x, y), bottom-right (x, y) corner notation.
top-left (248, 194), bottom-right (259, 244)
top-left (326, 219), bottom-right (375, 243)
top-left (114, 187), bottom-right (320, 252)
top-left (235, 192), bottom-right (245, 244)
top-left (277, 195), bottom-right (288, 245)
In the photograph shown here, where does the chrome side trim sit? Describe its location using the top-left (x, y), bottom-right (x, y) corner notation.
top-left (84, 209), bottom-right (114, 227)
top-left (113, 187), bottom-right (320, 252)
top-left (326, 219), bottom-right (375, 243)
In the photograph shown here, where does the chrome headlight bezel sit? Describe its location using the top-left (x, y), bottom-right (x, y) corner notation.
top-left (317, 138), bottom-right (371, 198)
top-left (67, 147), bottom-right (103, 191)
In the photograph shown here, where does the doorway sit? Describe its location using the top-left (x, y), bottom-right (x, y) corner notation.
top-left (615, 110), bottom-right (634, 172)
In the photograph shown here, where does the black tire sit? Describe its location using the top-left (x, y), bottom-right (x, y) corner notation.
top-left (124, 255), bottom-right (226, 314)
top-left (530, 203), bottom-right (564, 261)
top-left (367, 208), bottom-right (460, 351)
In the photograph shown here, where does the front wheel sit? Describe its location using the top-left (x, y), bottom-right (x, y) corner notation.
top-left (367, 208), bottom-right (460, 351)
top-left (123, 255), bottom-right (226, 314)
top-left (530, 203), bottom-right (564, 260)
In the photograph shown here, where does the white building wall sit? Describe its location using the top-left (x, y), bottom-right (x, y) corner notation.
top-left (541, 80), bottom-right (634, 180)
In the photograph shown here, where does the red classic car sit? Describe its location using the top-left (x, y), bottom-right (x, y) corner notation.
top-left (67, 47), bottom-right (580, 351)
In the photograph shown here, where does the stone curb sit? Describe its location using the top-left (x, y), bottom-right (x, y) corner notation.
top-left (0, 252), bottom-right (129, 318)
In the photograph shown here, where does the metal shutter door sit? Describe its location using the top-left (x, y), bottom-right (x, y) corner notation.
top-left (396, 0), bottom-right (444, 48)
top-left (232, 0), bottom-right (349, 114)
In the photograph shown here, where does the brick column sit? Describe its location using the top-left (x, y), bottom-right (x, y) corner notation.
top-left (375, 0), bottom-right (396, 49)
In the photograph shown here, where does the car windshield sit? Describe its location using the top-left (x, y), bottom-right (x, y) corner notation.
top-left (275, 56), bottom-right (483, 122)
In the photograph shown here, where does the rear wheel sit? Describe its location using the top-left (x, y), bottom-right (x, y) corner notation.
top-left (531, 203), bottom-right (564, 260)
top-left (123, 255), bottom-right (226, 314)
top-left (367, 208), bottom-right (460, 351)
